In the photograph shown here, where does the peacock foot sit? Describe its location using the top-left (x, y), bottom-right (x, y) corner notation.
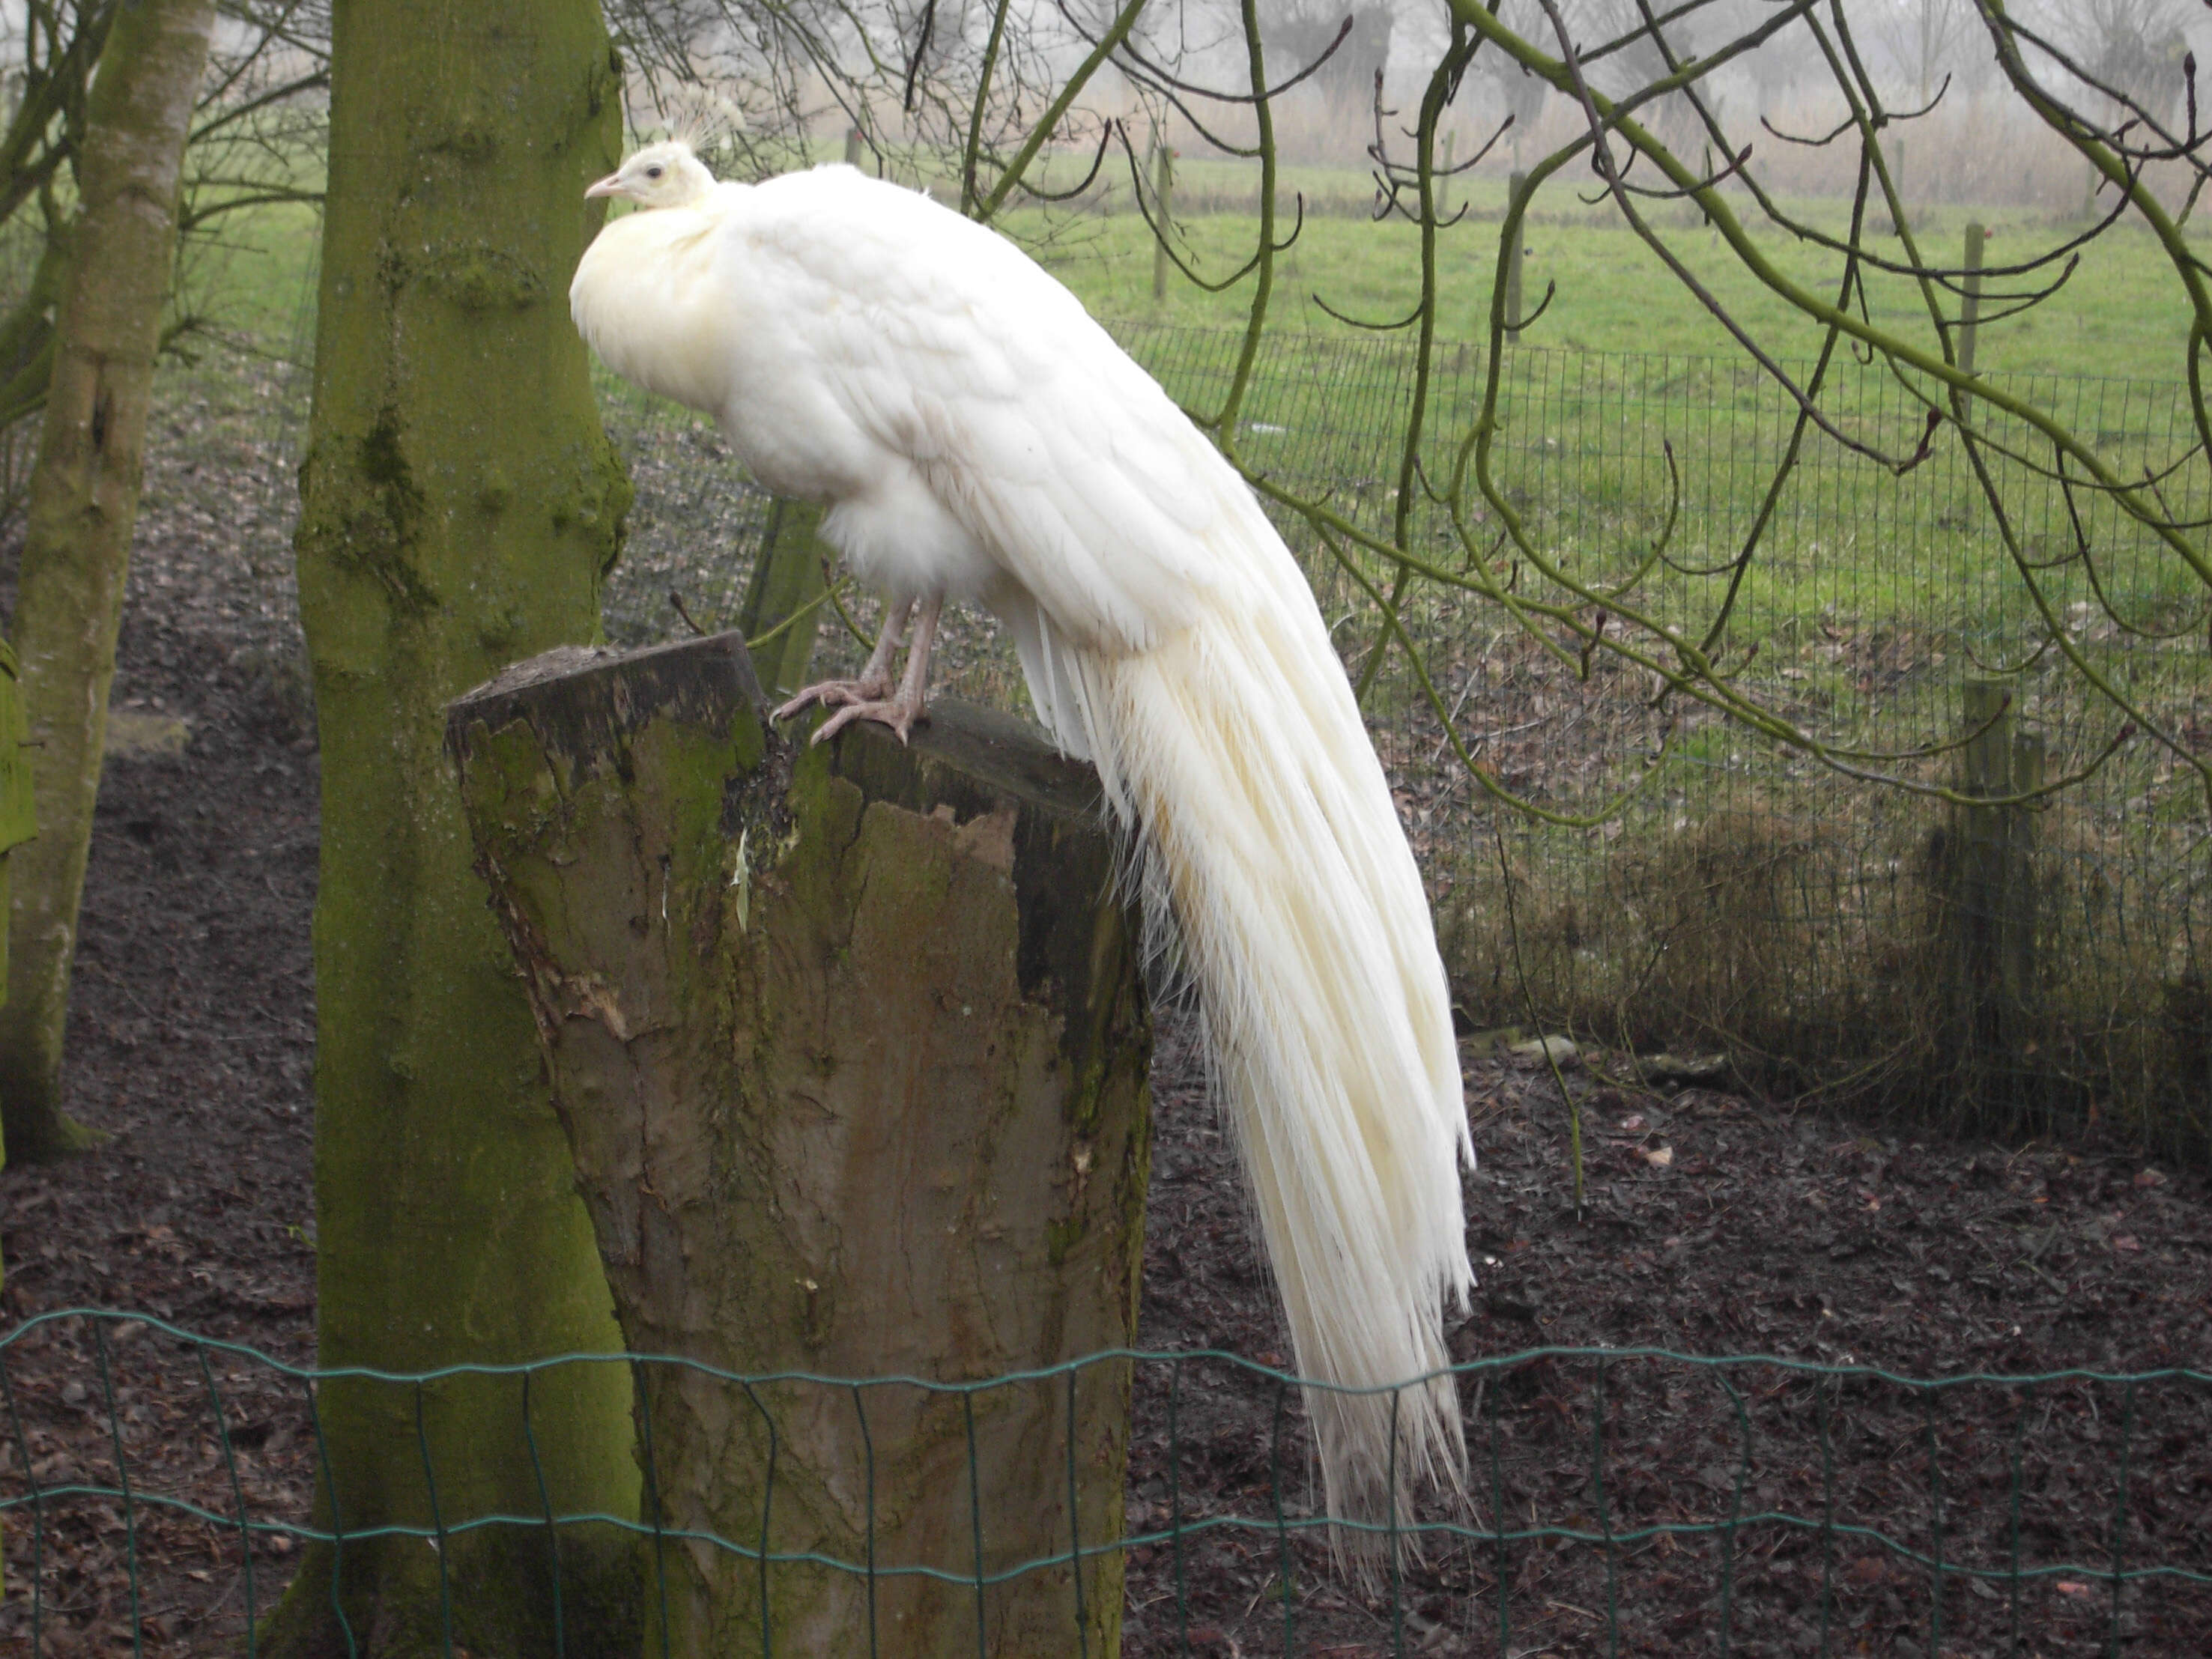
top-left (772, 675), bottom-right (894, 726)
top-left (805, 691), bottom-right (930, 747)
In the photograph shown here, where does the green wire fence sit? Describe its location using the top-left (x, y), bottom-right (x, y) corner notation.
top-left (172, 303), bottom-right (2212, 1147)
top-left (6, 1307), bottom-right (2212, 1655)
top-left (596, 325), bottom-right (2212, 1150)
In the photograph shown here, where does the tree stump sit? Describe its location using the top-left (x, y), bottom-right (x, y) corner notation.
top-left (448, 634), bottom-right (1151, 1658)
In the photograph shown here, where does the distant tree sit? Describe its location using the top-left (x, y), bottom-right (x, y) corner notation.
top-left (1261, 0), bottom-right (1398, 107)
top-left (1748, 0), bottom-right (1819, 103)
top-left (1565, 1), bottom-right (1718, 151)
top-left (1476, 2), bottom-right (1553, 166)
top-left (1864, 0), bottom-right (1985, 103)
top-left (2044, 0), bottom-right (2193, 116)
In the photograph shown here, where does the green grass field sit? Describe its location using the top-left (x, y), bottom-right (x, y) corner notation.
top-left (174, 198), bottom-right (321, 349)
top-left (169, 157), bottom-right (2206, 388)
top-left (1012, 166), bottom-right (2202, 386)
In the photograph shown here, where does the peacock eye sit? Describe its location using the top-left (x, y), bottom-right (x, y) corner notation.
top-left (645, 166), bottom-right (664, 180)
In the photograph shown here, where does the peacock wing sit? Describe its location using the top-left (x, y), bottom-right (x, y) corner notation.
top-left (744, 169), bottom-right (1252, 658)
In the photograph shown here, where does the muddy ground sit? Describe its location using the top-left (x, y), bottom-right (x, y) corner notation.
top-left (4, 518), bottom-right (2212, 1656)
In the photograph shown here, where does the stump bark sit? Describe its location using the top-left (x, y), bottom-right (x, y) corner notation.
top-left (448, 634), bottom-right (1151, 1659)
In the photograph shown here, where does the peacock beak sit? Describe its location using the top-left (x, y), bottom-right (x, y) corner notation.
top-left (584, 172), bottom-right (626, 200)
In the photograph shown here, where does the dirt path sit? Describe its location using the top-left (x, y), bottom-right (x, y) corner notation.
top-left (1, 599), bottom-right (320, 1655)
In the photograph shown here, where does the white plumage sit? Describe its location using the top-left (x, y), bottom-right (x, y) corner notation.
top-left (572, 142), bottom-right (1475, 1532)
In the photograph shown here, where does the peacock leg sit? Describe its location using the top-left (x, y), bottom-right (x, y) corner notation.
top-left (772, 595), bottom-right (912, 724)
top-left (807, 592), bottom-right (941, 747)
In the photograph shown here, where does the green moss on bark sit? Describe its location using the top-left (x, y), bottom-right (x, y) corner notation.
top-left (260, 4), bottom-right (642, 1652)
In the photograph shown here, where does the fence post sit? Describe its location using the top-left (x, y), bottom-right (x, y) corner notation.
top-left (843, 124), bottom-right (863, 169)
top-left (1945, 680), bottom-right (2042, 1114)
top-left (449, 635), bottom-right (1151, 1659)
top-left (1505, 169), bottom-right (1527, 334)
top-left (1152, 130), bottom-right (1174, 303)
top-left (2004, 729), bottom-right (2043, 1004)
top-left (1960, 220), bottom-right (1986, 374)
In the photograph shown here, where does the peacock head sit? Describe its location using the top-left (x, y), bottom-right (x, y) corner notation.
top-left (584, 142), bottom-right (715, 210)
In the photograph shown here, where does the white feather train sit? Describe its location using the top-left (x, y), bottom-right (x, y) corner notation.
top-left (570, 142), bottom-right (1476, 1532)
top-left (1061, 620), bottom-right (1475, 1528)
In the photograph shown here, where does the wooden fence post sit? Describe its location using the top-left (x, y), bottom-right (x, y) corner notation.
top-left (1960, 220), bottom-right (1986, 374)
top-left (1946, 679), bottom-right (2042, 1108)
top-left (844, 124), bottom-right (864, 169)
top-left (449, 634), bottom-right (1152, 1658)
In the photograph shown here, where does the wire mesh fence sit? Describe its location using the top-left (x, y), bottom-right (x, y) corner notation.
top-left (594, 323), bottom-right (2212, 1151)
top-left (128, 303), bottom-right (2212, 1145)
top-left (4, 1308), bottom-right (2211, 1656)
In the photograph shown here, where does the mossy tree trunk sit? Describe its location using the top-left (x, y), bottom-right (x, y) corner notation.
top-left (0, 0), bottom-right (215, 1162)
top-left (449, 637), bottom-right (1151, 1659)
top-left (256, 4), bottom-right (641, 1654)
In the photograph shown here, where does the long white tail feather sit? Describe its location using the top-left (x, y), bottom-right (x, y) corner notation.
top-left (1022, 514), bottom-right (1475, 1534)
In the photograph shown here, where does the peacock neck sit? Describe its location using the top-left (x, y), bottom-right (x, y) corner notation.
top-left (571, 202), bottom-right (744, 418)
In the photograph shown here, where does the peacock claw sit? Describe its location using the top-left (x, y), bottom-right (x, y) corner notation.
top-left (807, 696), bottom-right (927, 747)
top-left (772, 677), bottom-right (891, 725)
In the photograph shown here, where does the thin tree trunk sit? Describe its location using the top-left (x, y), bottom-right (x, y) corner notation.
top-left (450, 640), bottom-right (1150, 1657)
top-left (253, 3), bottom-right (643, 1652)
top-left (0, 639), bottom-right (25, 1596)
top-left (0, 0), bottom-right (216, 1161)
top-left (735, 497), bottom-right (828, 696)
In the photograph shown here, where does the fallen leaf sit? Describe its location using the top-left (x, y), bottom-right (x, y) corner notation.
top-left (2112, 1235), bottom-right (2141, 1252)
top-left (2136, 1168), bottom-right (2169, 1189)
top-left (2056, 1580), bottom-right (2093, 1598)
top-left (1619, 1114), bottom-right (1646, 1132)
top-left (1640, 1145), bottom-right (1674, 1168)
